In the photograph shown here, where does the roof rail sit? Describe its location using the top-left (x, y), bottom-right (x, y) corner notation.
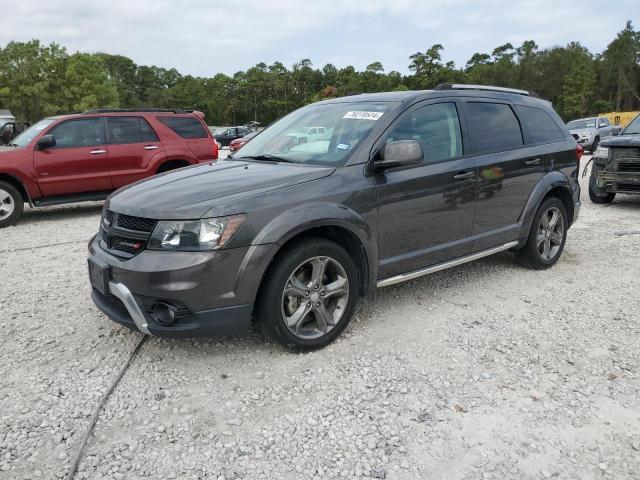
top-left (82, 108), bottom-right (189, 114)
top-left (434, 83), bottom-right (537, 97)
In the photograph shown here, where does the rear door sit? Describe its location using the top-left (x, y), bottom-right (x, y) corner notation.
top-left (33, 117), bottom-right (111, 196)
top-left (107, 116), bottom-right (164, 188)
top-left (375, 100), bottom-right (478, 278)
top-left (462, 100), bottom-right (546, 251)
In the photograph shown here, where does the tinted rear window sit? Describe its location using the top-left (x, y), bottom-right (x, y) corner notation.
top-left (517, 105), bottom-right (565, 143)
top-left (466, 102), bottom-right (523, 153)
top-left (158, 116), bottom-right (208, 139)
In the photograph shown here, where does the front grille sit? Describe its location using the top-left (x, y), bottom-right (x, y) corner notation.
top-left (100, 210), bottom-right (156, 258)
top-left (618, 161), bottom-right (640, 173)
top-left (612, 148), bottom-right (640, 161)
top-left (115, 213), bottom-right (157, 232)
top-left (572, 133), bottom-right (580, 141)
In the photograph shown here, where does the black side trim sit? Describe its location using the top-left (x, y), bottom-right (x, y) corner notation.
top-left (33, 191), bottom-right (111, 207)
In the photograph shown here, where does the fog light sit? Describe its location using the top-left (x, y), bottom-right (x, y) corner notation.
top-left (151, 302), bottom-right (177, 325)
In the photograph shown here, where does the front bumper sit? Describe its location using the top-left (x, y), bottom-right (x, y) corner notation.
top-left (594, 171), bottom-right (640, 194)
top-left (88, 235), bottom-right (277, 337)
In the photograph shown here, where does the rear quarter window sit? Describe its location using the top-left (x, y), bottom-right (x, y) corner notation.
top-left (466, 102), bottom-right (524, 153)
top-left (158, 116), bottom-right (208, 139)
top-left (517, 105), bottom-right (565, 144)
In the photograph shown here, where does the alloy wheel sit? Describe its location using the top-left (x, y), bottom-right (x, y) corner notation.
top-left (281, 256), bottom-right (350, 340)
top-left (0, 188), bottom-right (15, 221)
top-left (536, 206), bottom-right (564, 261)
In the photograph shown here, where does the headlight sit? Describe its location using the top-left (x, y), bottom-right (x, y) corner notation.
top-left (594, 146), bottom-right (609, 159)
top-left (148, 214), bottom-right (246, 251)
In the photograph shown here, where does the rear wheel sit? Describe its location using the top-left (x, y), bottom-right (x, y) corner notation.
top-left (257, 238), bottom-right (358, 350)
top-left (0, 181), bottom-right (24, 228)
top-left (517, 197), bottom-right (567, 270)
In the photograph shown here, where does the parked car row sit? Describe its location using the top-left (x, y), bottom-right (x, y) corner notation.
top-left (5, 87), bottom-right (639, 350)
top-left (87, 84), bottom-right (587, 350)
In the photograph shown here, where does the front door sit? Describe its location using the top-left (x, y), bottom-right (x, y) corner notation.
top-left (106, 117), bottom-right (164, 188)
top-left (33, 117), bottom-right (111, 197)
top-left (375, 101), bottom-right (478, 279)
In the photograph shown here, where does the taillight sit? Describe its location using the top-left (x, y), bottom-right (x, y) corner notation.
top-left (575, 143), bottom-right (583, 169)
top-left (213, 141), bottom-right (219, 160)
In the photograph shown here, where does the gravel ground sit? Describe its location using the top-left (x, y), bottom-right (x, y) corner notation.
top-left (1, 157), bottom-right (639, 480)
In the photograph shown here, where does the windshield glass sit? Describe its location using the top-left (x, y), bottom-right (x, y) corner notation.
top-left (567, 119), bottom-right (596, 129)
top-left (233, 101), bottom-right (394, 166)
top-left (622, 115), bottom-right (640, 135)
top-left (10, 118), bottom-right (56, 147)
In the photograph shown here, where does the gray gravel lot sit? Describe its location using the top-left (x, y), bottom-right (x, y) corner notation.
top-left (1, 157), bottom-right (639, 480)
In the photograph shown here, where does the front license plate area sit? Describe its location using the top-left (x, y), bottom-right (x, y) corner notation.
top-left (88, 258), bottom-right (110, 295)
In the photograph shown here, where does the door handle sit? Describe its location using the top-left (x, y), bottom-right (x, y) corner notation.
top-left (90, 149), bottom-right (106, 155)
top-left (453, 171), bottom-right (475, 180)
top-left (525, 158), bottom-right (541, 165)
top-left (144, 145), bottom-right (159, 150)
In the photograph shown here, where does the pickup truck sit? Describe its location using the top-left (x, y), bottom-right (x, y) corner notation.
top-left (588, 113), bottom-right (640, 203)
top-left (567, 116), bottom-right (622, 152)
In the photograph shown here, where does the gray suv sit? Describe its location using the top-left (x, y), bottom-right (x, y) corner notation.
top-left (88, 84), bottom-right (582, 349)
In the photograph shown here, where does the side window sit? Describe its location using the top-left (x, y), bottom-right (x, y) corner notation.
top-left (49, 118), bottom-right (104, 149)
top-left (466, 102), bottom-right (523, 153)
top-left (599, 118), bottom-right (610, 127)
top-left (158, 116), bottom-right (208, 139)
top-left (107, 117), bottom-right (141, 144)
top-left (140, 118), bottom-right (159, 142)
top-left (516, 105), bottom-right (565, 144)
top-left (386, 102), bottom-right (463, 163)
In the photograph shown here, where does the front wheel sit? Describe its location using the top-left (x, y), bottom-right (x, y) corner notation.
top-left (0, 181), bottom-right (24, 228)
top-left (517, 197), bottom-right (568, 270)
top-left (257, 238), bottom-right (358, 350)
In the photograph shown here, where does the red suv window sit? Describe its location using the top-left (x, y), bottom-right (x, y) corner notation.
top-left (158, 116), bottom-right (208, 139)
top-left (107, 117), bottom-right (159, 144)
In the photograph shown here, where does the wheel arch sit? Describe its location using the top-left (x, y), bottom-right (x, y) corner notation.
top-left (517, 172), bottom-right (576, 246)
top-left (250, 205), bottom-right (378, 302)
top-left (156, 158), bottom-right (192, 174)
top-left (0, 173), bottom-right (33, 206)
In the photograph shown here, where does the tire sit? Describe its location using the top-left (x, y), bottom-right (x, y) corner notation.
top-left (517, 197), bottom-right (568, 270)
top-left (257, 237), bottom-right (359, 350)
top-left (589, 137), bottom-right (599, 153)
top-left (588, 175), bottom-right (615, 204)
top-left (0, 181), bottom-right (24, 228)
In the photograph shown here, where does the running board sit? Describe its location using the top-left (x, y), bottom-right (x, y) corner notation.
top-left (377, 241), bottom-right (519, 288)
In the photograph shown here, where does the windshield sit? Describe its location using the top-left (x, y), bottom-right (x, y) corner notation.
top-left (622, 115), bottom-right (640, 135)
top-left (233, 101), bottom-right (394, 166)
top-left (567, 119), bottom-right (596, 129)
top-left (10, 118), bottom-right (56, 147)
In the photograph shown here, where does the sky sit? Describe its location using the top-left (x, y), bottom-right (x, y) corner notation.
top-left (1, 0), bottom-right (637, 77)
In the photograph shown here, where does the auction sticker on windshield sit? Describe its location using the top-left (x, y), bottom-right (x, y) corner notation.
top-left (343, 111), bottom-right (384, 121)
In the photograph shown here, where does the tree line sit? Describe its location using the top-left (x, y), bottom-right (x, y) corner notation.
top-left (1, 21), bottom-right (638, 126)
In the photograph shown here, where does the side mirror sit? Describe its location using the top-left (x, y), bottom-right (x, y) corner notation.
top-left (376, 140), bottom-right (423, 171)
top-left (37, 135), bottom-right (56, 150)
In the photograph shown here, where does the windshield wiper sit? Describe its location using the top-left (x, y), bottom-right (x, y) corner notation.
top-left (239, 154), bottom-right (297, 164)
top-left (7, 143), bottom-right (18, 147)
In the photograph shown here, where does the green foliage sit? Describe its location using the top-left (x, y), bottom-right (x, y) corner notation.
top-left (1, 22), bottom-right (639, 124)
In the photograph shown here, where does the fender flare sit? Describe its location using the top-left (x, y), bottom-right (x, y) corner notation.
top-left (517, 170), bottom-right (575, 244)
top-left (0, 172), bottom-right (35, 206)
top-left (252, 202), bottom-right (378, 296)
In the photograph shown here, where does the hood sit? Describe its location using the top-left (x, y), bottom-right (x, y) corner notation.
top-left (0, 145), bottom-right (24, 159)
top-left (569, 128), bottom-right (595, 136)
top-left (601, 134), bottom-right (640, 148)
top-left (108, 159), bottom-right (335, 219)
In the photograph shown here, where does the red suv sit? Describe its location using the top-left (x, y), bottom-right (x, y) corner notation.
top-left (0, 109), bottom-right (218, 228)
